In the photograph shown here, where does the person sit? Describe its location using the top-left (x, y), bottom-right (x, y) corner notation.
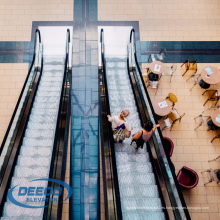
top-left (131, 120), bottom-right (160, 149)
top-left (107, 110), bottom-right (132, 142)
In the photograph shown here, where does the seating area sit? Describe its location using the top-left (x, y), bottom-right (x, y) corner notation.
top-left (143, 59), bottom-right (220, 214)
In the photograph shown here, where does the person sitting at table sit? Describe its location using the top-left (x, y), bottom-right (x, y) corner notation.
top-left (131, 120), bottom-right (160, 149)
top-left (107, 110), bottom-right (132, 143)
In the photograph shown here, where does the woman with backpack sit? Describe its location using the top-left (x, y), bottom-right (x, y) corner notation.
top-left (131, 120), bottom-right (160, 149)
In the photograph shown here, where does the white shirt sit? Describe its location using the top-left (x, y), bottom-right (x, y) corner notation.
top-left (108, 116), bottom-right (132, 131)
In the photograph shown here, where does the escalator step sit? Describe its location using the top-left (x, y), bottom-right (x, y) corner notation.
top-left (20, 146), bottom-right (53, 157)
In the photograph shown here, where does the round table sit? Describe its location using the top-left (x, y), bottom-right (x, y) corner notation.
top-left (153, 99), bottom-right (172, 117)
top-left (211, 109), bottom-right (220, 127)
top-left (201, 66), bottom-right (220, 85)
top-left (149, 61), bottom-right (165, 75)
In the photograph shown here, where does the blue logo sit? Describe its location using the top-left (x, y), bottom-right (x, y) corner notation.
top-left (8, 178), bottom-right (72, 208)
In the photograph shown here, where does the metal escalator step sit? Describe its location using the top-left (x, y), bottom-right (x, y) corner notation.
top-left (28, 115), bottom-right (57, 124)
top-left (34, 96), bottom-right (60, 104)
top-left (1, 217), bottom-right (42, 220)
top-left (13, 166), bottom-right (49, 178)
top-left (20, 146), bottom-right (53, 157)
top-left (2, 202), bottom-right (43, 218)
top-left (30, 108), bottom-right (57, 116)
top-left (32, 102), bottom-right (59, 109)
top-left (35, 91), bottom-right (60, 97)
top-left (40, 76), bottom-right (63, 82)
top-left (121, 198), bottom-right (163, 212)
top-left (118, 173), bottom-right (156, 185)
top-left (117, 163), bottom-right (153, 174)
top-left (120, 185), bottom-right (160, 198)
top-left (39, 81), bottom-right (62, 87)
top-left (25, 129), bottom-right (54, 139)
top-left (27, 122), bottom-right (55, 130)
top-left (116, 152), bottom-right (150, 163)
top-left (123, 211), bottom-right (166, 220)
top-left (10, 177), bottom-right (48, 188)
top-left (22, 137), bottom-right (53, 147)
top-left (37, 86), bottom-right (62, 92)
top-left (17, 156), bottom-right (51, 167)
top-left (42, 65), bottom-right (64, 72)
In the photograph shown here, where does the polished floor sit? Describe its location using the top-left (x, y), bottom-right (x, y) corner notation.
top-left (0, 0), bottom-right (220, 219)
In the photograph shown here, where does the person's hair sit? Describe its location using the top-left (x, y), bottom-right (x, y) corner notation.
top-left (143, 120), bottom-right (153, 132)
top-left (120, 110), bottom-right (129, 119)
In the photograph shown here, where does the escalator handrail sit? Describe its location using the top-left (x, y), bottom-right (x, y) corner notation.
top-left (43, 29), bottom-right (72, 220)
top-left (100, 28), bottom-right (122, 220)
top-left (130, 29), bottom-right (191, 220)
top-left (0, 31), bottom-right (43, 215)
top-left (0, 29), bottom-right (41, 156)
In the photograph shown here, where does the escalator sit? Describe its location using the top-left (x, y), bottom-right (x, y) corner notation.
top-left (99, 27), bottom-right (191, 220)
top-left (0, 28), bottom-right (72, 219)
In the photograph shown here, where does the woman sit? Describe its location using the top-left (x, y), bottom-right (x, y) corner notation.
top-left (131, 120), bottom-right (160, 149)
top-left (107, 110), bottom-right (132, 142)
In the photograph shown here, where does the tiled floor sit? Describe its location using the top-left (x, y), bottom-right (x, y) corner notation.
top-left (0, 63), bottom-right (28, 144)
top-left (98, 0), bottom-right (220, 41)
top-left (0, 0), bottom-right (73, 41)
top-left (143, 63), bottom-right (220, 220)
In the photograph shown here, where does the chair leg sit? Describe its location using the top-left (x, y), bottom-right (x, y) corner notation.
top-left (209, 155), bottom-right (220, 162)
top-left (190, 83), bottom-right (197, 91)
top-left (211, 135), bottom-right (220, 143)
top-left (194, 114), bottom-right (202, 120)
top-left (170, 73), bottom-right (173, 83)
top-left (201, 169), bottom-right (211, 174)
top-left (204, 180), bottom-right (213, 186)
top-left (194, 123), bottom-right (202, 130)
top-left (203, 98), bottom-right (210, 106)
top-left (182, 69), bottom-right (189, 76)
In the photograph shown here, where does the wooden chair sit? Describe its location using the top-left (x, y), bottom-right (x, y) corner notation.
top-left (202, 90), bottom-right (220, 106)
top-left (166, 93), bottom-right (178, 108)
top-left (162, 108), bottom-right (185, 131)
top-left (211, 128), bottom-right (220, 143)
top-left (181, 58), bottom-right (197, 77)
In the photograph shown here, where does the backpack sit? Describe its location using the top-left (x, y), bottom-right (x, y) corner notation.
top-left (131, 130), bottom-right (145, 149)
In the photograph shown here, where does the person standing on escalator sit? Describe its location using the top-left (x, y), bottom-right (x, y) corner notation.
top-left (107, 110), bottom-right (132, 143)
top-left (131, 120), bottom-right (160, 149)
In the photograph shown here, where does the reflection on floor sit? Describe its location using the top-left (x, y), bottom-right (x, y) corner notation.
top-left (143, 63), bottom-right (220, 220)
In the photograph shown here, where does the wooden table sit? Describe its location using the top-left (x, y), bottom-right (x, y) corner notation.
top-left (211, 109), bottom-right (220, 127)
top-left (149, 61), bottom-right (165, 75)
top-left (153, 99), bottom-right (172, 116)
top-left (201, 66), bottom-right (220, 85)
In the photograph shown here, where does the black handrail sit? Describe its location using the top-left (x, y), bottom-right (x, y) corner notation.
top-left (43, 29), bottom-right (72, 220)
top-left (130, 29), bottom-right (191, 220)
top-left (0, 30), bottom-right (43, 215)
top-left (0, 29), bottom-right (41, 156)
top-left (127, 59), bottom-right (169, 219)
top-left (99, 29), bottom-right (122, 220)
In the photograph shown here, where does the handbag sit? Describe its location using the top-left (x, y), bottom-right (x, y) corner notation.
top-left (131, 130), bottom-right (144, 149)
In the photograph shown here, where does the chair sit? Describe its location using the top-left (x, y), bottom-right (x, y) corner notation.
top-left (146, 68), bottom-right (162, 95)
top-left (166, 93), bottom-right (178, 108)
top-left (201, 169), bottom-right (220, 186)
top-left (149, 48), bottom-right (167, 63)
top-left (202, 90), bottom-right (220, 106)
top-left (162, 108), bottom-right (185, 131)
top-left (181, 58), bottom-right (197, 77)
top-left (186, 73), bottom-right (201, 91)
top-left (194, 110), bottom-right (211, 130)
top-left (211, 128), bottom-right (220, 143)
top-left (177, 166), bottom-right (199, 189)
top-left (163, 63), bottom-right (177, 82)
top-left (163, 137), bottom-right (174, 157)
